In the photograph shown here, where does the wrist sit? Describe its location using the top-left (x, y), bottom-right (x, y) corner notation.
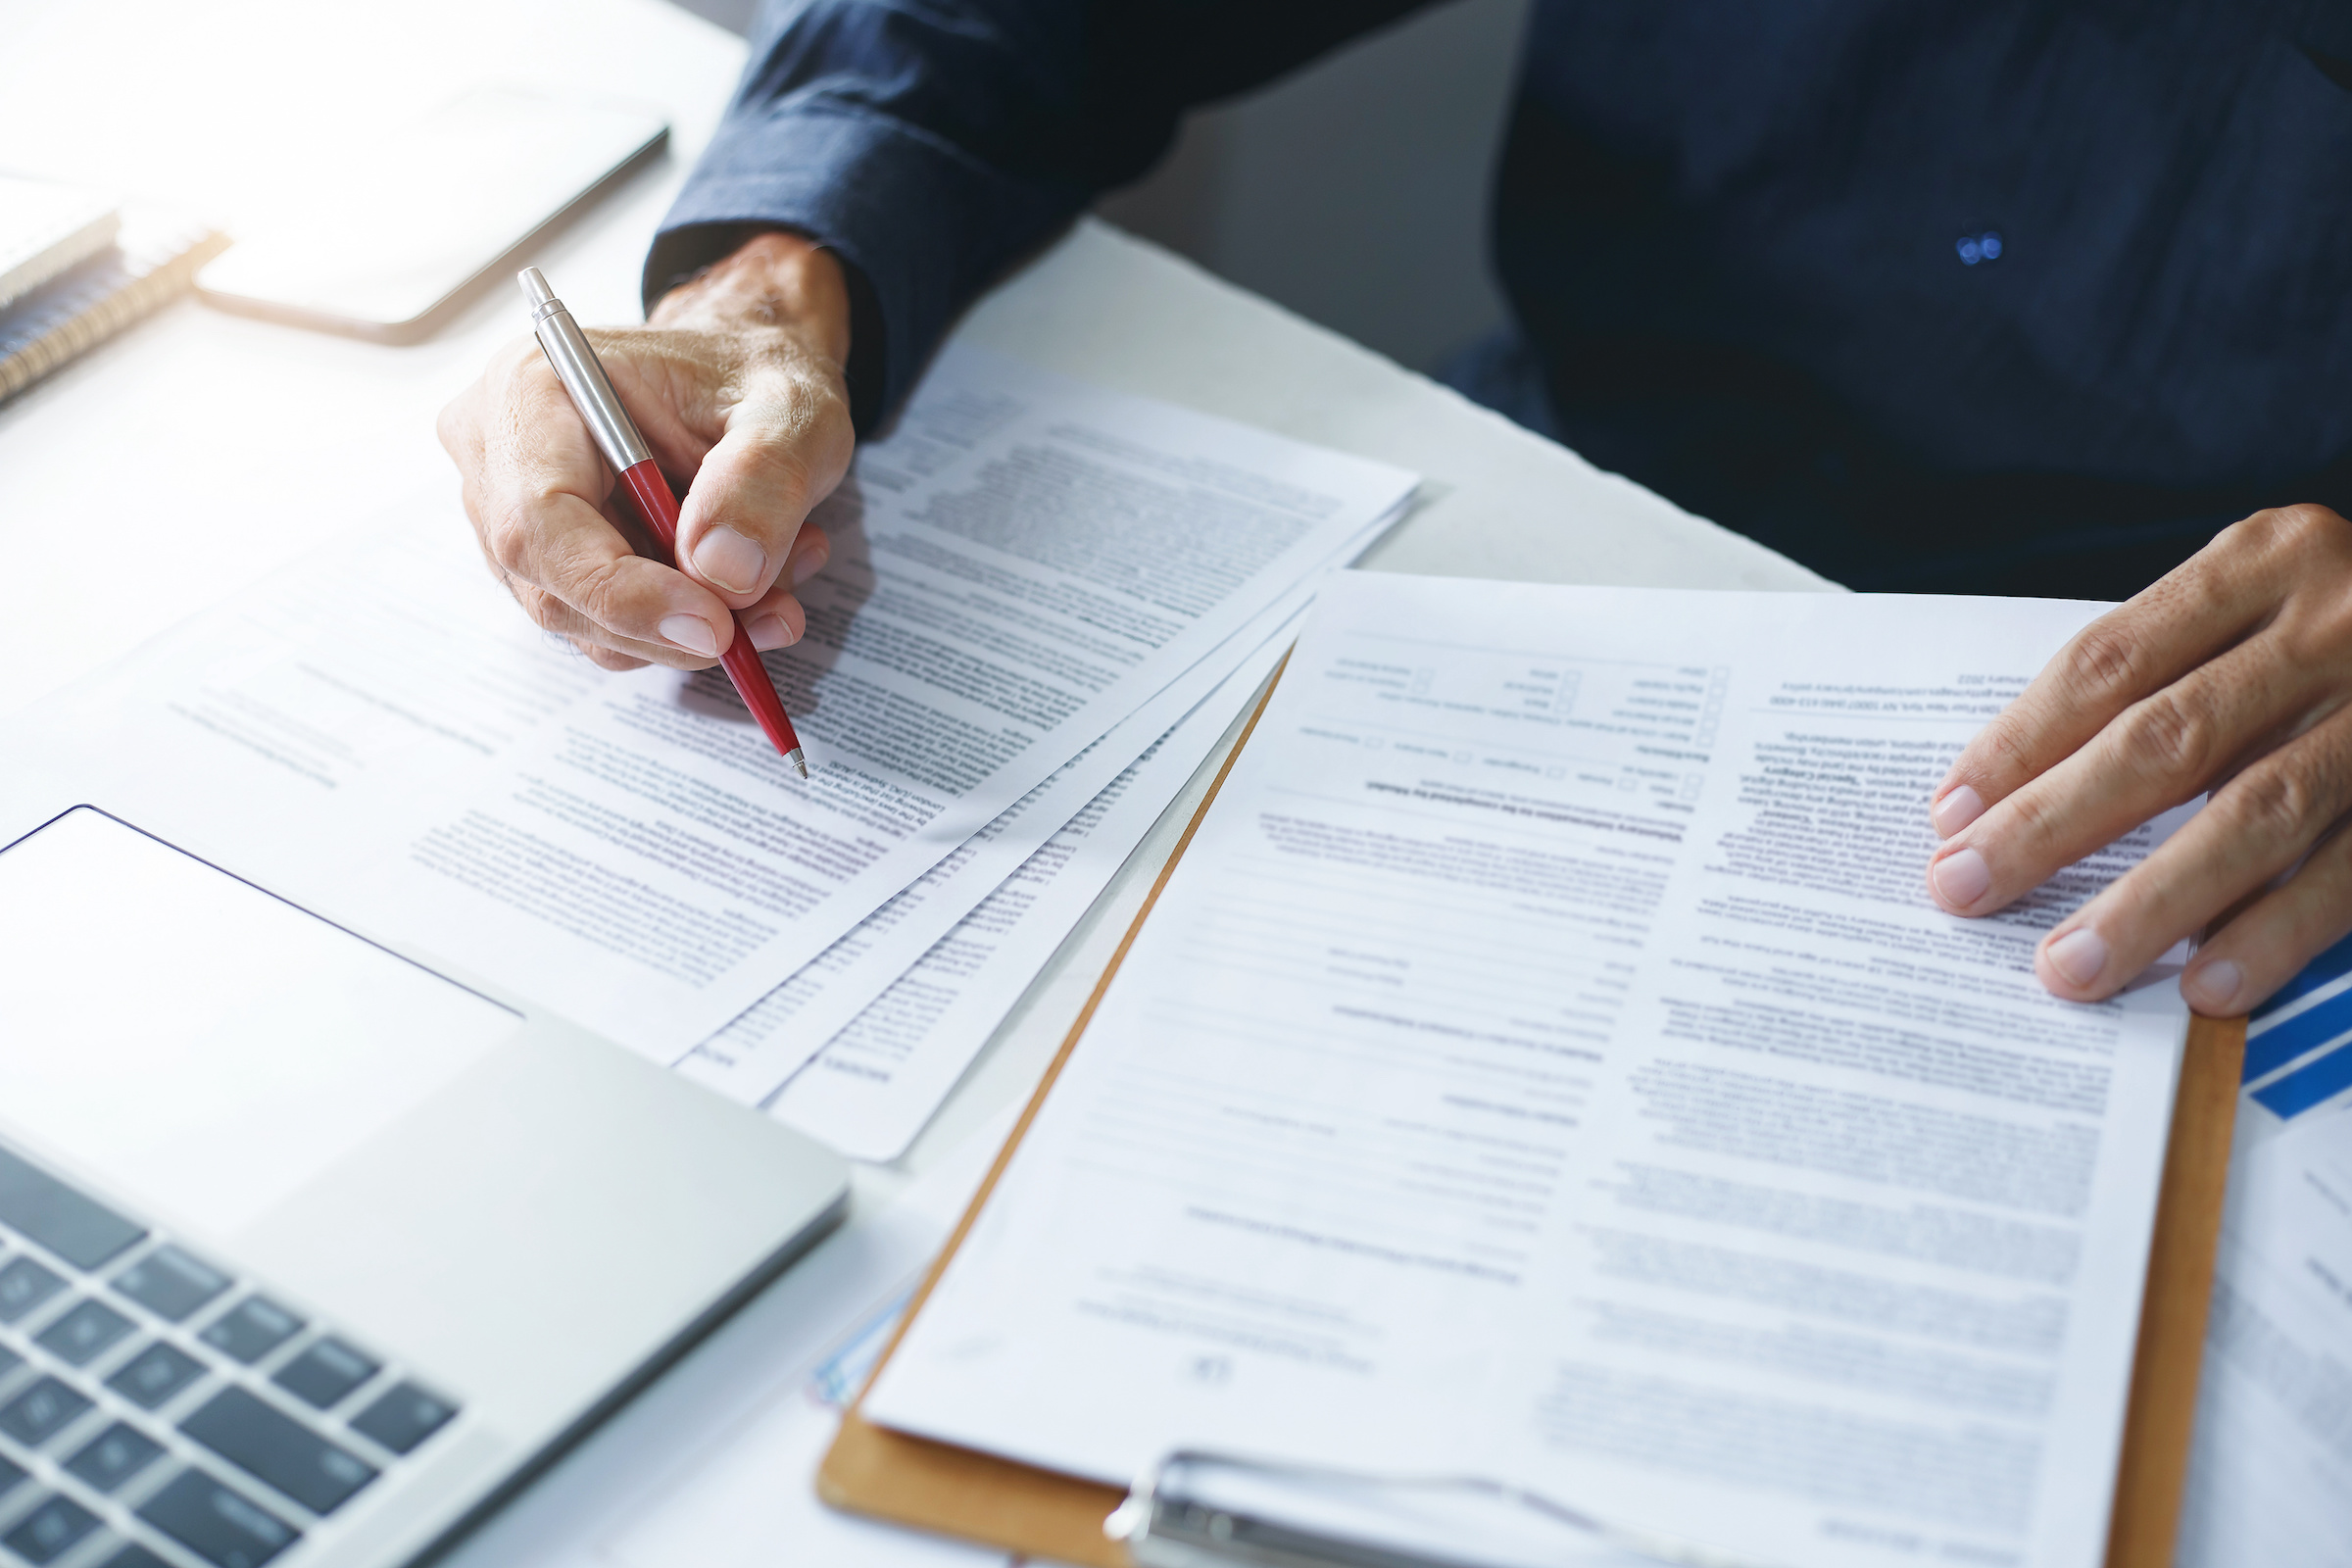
top-left (650, 231), bottom-right (852, 365)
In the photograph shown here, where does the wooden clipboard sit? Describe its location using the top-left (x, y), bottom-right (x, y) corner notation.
top-left (818, 671), bottom-right (2249, 1568)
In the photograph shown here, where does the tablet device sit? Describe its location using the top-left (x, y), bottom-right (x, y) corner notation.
top-left (197, 88), bottom-right (667, 344)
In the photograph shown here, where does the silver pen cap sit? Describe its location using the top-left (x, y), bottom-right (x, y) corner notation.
top-left (518, 267), bottom-right (653, 473)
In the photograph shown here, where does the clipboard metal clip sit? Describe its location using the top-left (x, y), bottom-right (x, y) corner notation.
top-left (1104, 1449), bottom-right (1781, 1568)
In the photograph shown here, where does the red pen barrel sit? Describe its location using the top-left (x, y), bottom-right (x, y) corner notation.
top-left (719, 639), bottom-right (806, 759)
top-left (615, 459), bottom-right (687, 554)
top-left (615, 459), bottom-right (808, 767)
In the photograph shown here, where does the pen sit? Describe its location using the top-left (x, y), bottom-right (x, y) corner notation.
top-left (517, 266), bottom-right (808, 778)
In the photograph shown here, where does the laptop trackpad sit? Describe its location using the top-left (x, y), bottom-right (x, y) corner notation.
top-left (0, 807), bottom-right (522, 1239)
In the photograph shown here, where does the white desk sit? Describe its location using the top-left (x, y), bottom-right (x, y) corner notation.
top-left (2, 2), bottom-right (1826, 1562)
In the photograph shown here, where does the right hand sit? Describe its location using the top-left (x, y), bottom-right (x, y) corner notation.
top-left (437, 232), bottom-right (857, 671)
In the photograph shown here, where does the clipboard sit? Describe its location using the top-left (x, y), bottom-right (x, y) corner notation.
top-left (819, 670), bottom-right (2249, 1568)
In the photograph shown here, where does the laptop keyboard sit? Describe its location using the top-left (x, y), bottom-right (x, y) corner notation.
top-left (0, 1142), bottom-right (461, 1567)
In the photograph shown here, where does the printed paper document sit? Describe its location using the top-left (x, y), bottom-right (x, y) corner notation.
top-left (0, 346), bottom-right (1412, 1057)
top-left (758, 626), bottom-right (1287, 1160)
top-left (350, 347), bottom-right (1412, 1052)
top-left (676, 605), bottom-right (1299, 1111)
top-left (866, 575), bottom-right (2196, 1568)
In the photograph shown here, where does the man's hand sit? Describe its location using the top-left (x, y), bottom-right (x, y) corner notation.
top-left (1926, 505), bottom-right (2352, 1016)
top-left (437, 232), bottom-right (854, 672)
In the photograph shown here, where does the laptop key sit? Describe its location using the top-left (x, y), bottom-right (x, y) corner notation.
top-left (113, 1247), bottom-right (230, 1323)
top-left (0, 1453), bottom-right (24, 1500)
top-left (0, 1257), bottom-right (64, 1324)
top-left (181, 1388), bottom-right (376, 1515)
top-left (67, 1422), bottom-right (166, 1493)
top-left (199, 1298), bottom-right (302, 1366)
top-left (3, 1493), bottom-right (100, 1565)
top-left (0, 1143), bottom-right (146, 1271)
top-left (137, 1468), bottom-right (299, 1568)
top-left (0, 1344), bottom-right (22, 1381)
top-left (97, 1548), bottom-right (174, 1568)
top-left (34, 1298), bottom-right (135, 1367)
top-left (272, 1339), bottom-right (378, 1410)
top-left (350, 1381), bottom-right (458, 1455)
top-left (107, 1343), bottom-right (207, 1410)
top-left (0, 1377), bottom-right (93, 1446)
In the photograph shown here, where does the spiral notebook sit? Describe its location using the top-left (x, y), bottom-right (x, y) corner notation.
top-left (0, 175), bottom-right (121, 311)
top-left (1, 209), bottom-right (227, 402)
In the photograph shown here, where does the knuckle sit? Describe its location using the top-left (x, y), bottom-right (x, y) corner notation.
top-left (2063, 623), bottom-right (2147, 707)
top-left (484, 509), bottom-right (537, 577)
top-left (2222, 763), bottom-right (2322, 849)
top-left (2112, 690), bottom-right (2219, 782)
top-left (2270, 503), bottom-right (2344, 551)
top-left (2237, 504), bottom-right (2350, 570)
top-left (2311, 591), bottom-right (2352, 647)
top-left (1971, 714), bottom-right (2028, 776)
top-left (765, 448), bottom-right (819, 515)
top-left (515, 583), bottom-right (565, 633)
top-left (569, 555), bottom-right (635, 631)
top-left (1998, 781), bottom-right (2065, 852)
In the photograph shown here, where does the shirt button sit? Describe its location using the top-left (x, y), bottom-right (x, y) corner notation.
top-left (1957, 230), bottom-right (2004, 265)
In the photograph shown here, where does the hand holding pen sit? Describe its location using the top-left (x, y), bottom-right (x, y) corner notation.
top-left (434, 236), bottom-right (856, 762)
top-left (516, 264), bottom-right (816, 771)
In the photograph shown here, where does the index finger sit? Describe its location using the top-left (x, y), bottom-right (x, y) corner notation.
top-left (1929, 514), bottom-right (2284, 835)
top-left (449, 340), bottom-right (738, 662)
top-left (472, 480), bottom-right (737, 662)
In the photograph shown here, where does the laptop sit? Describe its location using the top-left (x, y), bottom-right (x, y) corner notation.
top-left (0, 806), bottom-right (850, 1568)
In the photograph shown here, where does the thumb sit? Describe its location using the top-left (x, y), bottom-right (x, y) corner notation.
top-left (671, 385), bottom-right (854, 610)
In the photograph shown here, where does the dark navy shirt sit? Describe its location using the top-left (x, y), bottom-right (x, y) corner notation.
top-left (646, 1), bottom-right (2352, 595)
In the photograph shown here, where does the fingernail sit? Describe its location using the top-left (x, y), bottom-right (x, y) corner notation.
top-left (791, 536), bottom-right (829, 586)
top-left (691, 526), bottom-right (766, 595)
top-left (2183, 958), bottom-right (2244, 1014)
top-left (1932, 784), bottom-right (1984, 837)
top-left (2045, 926), bottom-right (2109, 988)
top-left (658, 613), bottom-right (719, 658)
top-left (746, 612), bottom-right (795, 652)
top-left (1931, 846), bottom-right (1990, 907)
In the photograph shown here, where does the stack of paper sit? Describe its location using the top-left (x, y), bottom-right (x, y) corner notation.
top-left (863, 574), bottom-right (2199, 1568)
top-left (0, 344), bottom-right (1416, 1163)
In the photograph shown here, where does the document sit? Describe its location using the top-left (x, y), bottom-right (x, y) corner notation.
top-left (675, 609), bottom-right (1296, 1113)
top-left (343, 348), bottom-right (1411, 1052)
top-left (0, 345), bottom-right (1414, 1057)
top-left (0, 514), bottom-right (586, 887)
top-left (2175, 1105), bottom-right (2352, 1568)
top-left (761, 629), bottom-right (1281, 1161)
top-left (864, 575), bottom-right (2197, 1568)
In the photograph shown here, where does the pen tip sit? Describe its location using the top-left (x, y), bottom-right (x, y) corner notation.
top-left (787, 748), bottom-right (808, 779)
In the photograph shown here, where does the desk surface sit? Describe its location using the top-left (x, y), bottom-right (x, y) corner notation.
top-left (2, 2), bottom-right (1825, 1563)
